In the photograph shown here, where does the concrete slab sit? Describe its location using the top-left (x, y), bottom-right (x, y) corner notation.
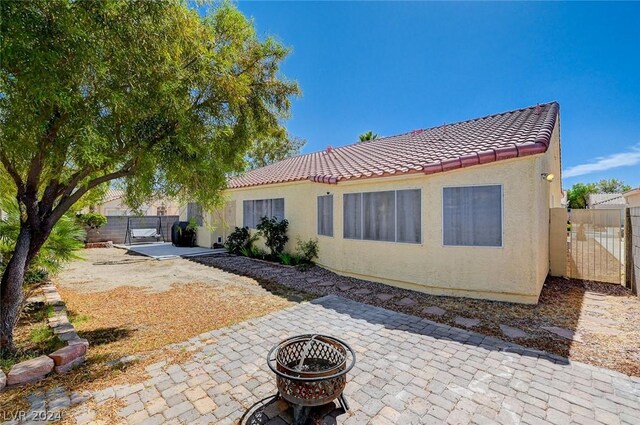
top-left (115, 242), bottom-right (224, 260)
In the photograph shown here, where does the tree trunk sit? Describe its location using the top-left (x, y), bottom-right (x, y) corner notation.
top-left (0, 226), bottom-right (32, 352)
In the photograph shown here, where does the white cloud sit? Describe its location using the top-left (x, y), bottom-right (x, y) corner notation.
top-left (563, 145), bottom-right (640, 178)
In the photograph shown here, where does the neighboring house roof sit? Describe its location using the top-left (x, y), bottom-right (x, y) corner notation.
top-left (623, 187), bottom-right (640, 198)
top-left (588, 193), bottom-right (625, 207)
top-left (228, 102), bottom-right (559, 189)
top-left (102, 189), bottom-right (125, 203)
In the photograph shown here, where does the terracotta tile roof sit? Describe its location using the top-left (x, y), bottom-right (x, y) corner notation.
top-left (228, 102), bottom-right (559, 189)
top-left (101, 189), bottom-right (124, 203)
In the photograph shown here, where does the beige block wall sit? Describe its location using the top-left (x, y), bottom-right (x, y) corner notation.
top-left (211, 153), bottom-right (559, 303)
top-left (549, 208), bottom-right (568, 277)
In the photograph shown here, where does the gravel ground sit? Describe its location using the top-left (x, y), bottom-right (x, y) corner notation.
top-left (193, 254), bottom-right (640, 377)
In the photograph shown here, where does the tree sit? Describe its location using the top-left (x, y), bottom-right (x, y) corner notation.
top-left (247, 134), bottom-right (306, 169)
top-left (0, 1), bottom-right (299, 351)
top-left (358, 131), bottom-right (378, 142)
top-left (566, 179), bottom-right (631, 209)
top-left (594, 178), bottom-right (631, 194)
top-left (567, 183), bottom-right (596, 209)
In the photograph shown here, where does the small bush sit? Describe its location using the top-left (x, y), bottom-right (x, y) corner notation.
top-left (256, 216), bottom-right (289, 256)
top-left (225, 226), bottom-right (258, 254)
top-left (296, 238), bottom-right (319, 264)
top-left (76, 212), bottom-right (108, 229)
top-left (279, 252), bottom-right (293, 265)
top-left (250, 246), bottom-right (268, 260)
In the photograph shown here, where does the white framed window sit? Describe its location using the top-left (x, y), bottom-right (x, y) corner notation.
top-left (317, 195), bottom-right (333, 237)
top-left (243, 198), bottom-right (284, 228)
top-left (343, 189), bottom-right (421, 244)
top-left (442, 184), bottom-right (503, 247)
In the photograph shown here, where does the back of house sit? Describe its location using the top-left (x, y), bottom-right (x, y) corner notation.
top-left (200, 102), bottom-right (563, 304)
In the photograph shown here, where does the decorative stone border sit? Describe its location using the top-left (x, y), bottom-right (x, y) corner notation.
top-left (0, 283), bottom-right (88, 390)
top-left (84, 241), bottom-right (113, 249)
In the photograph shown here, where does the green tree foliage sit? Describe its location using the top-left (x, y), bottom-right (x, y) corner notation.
top-left (358, 131), bottom-right (378, 142)
top-left (566, 179), bottom-right (631, 208)
top-left (593, 178), bottom-right (631, 194)
top-left (247, 134), bottom-right (306, 169)
top-left (567, 183), bottom-right (596, 209)
top-left (0, 197), bottom-right (84, 284)
top-left (0, 0), bottom-right (298, 350)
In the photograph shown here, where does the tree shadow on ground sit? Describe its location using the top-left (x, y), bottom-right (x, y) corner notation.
top-left (78, 327), bottom-right (135, 346)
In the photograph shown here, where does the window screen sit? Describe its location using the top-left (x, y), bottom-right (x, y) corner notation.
top-left (343, 193), bottom-right (362, 239)
top-left (396, 189), bottom-right (421, 243)
top-left (363, 191), bottom-right (395, 242)
top-left (242, 198), bottom-right (285, 228)
top-left (443, 185), bottom-right (502, 247)
top-left (187, 202), bottom-right (203, 226)
top-left (317, 195), bottom-right (334, 236)
top-left (343, 189), bottom-right (421, 243)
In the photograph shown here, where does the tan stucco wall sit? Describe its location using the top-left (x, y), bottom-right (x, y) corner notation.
top-left (203, 124), bottom-right (561, 304)
top-left (624, 191), bottom-right (640, 208)
top-left (549, 208), bottom-right (568, 277)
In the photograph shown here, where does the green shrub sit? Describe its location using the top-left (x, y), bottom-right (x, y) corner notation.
top-left (76, 212), bottom-right (107, 229)
top-left (225, 226), bottom-right (258, 255)
top-left (296, 238), bottom-right (319, 264)
top-left (278, 252), bottom-right (293, 265)
top-left (256, 216), bottom-right (289, 256)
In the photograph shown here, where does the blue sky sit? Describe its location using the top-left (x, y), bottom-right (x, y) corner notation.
top-left (233, 1), bottom-right (640, 189)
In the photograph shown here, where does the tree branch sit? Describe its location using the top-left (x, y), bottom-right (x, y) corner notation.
top-left (0, 152), bottom-right (24, 192)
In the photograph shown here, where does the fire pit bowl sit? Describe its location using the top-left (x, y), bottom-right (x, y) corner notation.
top-left (267, 334), bottom-right (356, 411)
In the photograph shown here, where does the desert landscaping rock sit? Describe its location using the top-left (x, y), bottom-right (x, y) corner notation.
top-left (353, 289), bottom-right (372, 295)
top-left (422, 306), bottom-right (446, 316)
top-left (318, 282), bottom-right (334, 287)
top-left (49, 344), bottom-right (87, 366)
top-left (376, 293), bottom-right (394, 301)
top-left (499, 324), bottom-right (529, 339)
top-left (454, 316), bottom-right (480, 328)
top-left (396, 297), bottom-right (416, 306)
top-left (541, 326), bottom-right (584, 342)
top-left (337, 284), bottom-right (353, 291)
top-left (0, 369), bottom-right (6, 390)
top-left (7, 355), bottom-right (54, 386)
top-left (54, 356), bottom-right (85, 374)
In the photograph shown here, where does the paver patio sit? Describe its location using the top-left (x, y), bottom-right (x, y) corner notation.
top-left (8, 296), bottom-right (640, 425)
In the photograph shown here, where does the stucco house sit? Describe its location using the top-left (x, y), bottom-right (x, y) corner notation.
top-left (200, 102), bottom-right (563, 304)
top-left (623, 187), bottom-right (640, 208)
top-left (92, 189), bottom-right (182, 216)
top-left (587, 193), bottom-right (626, 210)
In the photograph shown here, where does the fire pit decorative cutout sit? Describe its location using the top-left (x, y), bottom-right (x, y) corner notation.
top-left (267, 334), bottom-right (356, 424)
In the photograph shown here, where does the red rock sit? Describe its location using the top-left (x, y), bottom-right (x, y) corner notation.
top-left (49, 344), bottom-right (87, 366)
top-left (7, 356), bottom-right (53, 386)
top-left (54, 356), bottom-right (85, 374)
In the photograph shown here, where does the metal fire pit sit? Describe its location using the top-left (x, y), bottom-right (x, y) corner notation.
top-left (267, 334), bottom-right (356, 424)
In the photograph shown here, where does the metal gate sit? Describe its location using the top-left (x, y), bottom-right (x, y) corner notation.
top-left (568, 209), bottom-right (624, 284)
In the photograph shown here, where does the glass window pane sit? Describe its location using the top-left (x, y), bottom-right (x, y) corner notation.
top-left (397, 189), bottom-right (421, 243)
top-left (242, 200), bottom-right (253, 228)
top-left (363, 191), bottom-right (395, 242)
top-left (343, 193), bottom-right (362, 239)
top-left (272, 198), bottom-right (285, 221)
top-left (317, 195), bottom-right (333, 236)
top-left (443, 185), bottom-right (502, 247)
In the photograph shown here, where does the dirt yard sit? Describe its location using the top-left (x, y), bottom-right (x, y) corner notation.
top-left (28, 249), bottom-right (309, 393)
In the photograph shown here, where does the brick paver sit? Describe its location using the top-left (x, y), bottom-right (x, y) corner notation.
top-left (6, 296), bottom-right (639, 424)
